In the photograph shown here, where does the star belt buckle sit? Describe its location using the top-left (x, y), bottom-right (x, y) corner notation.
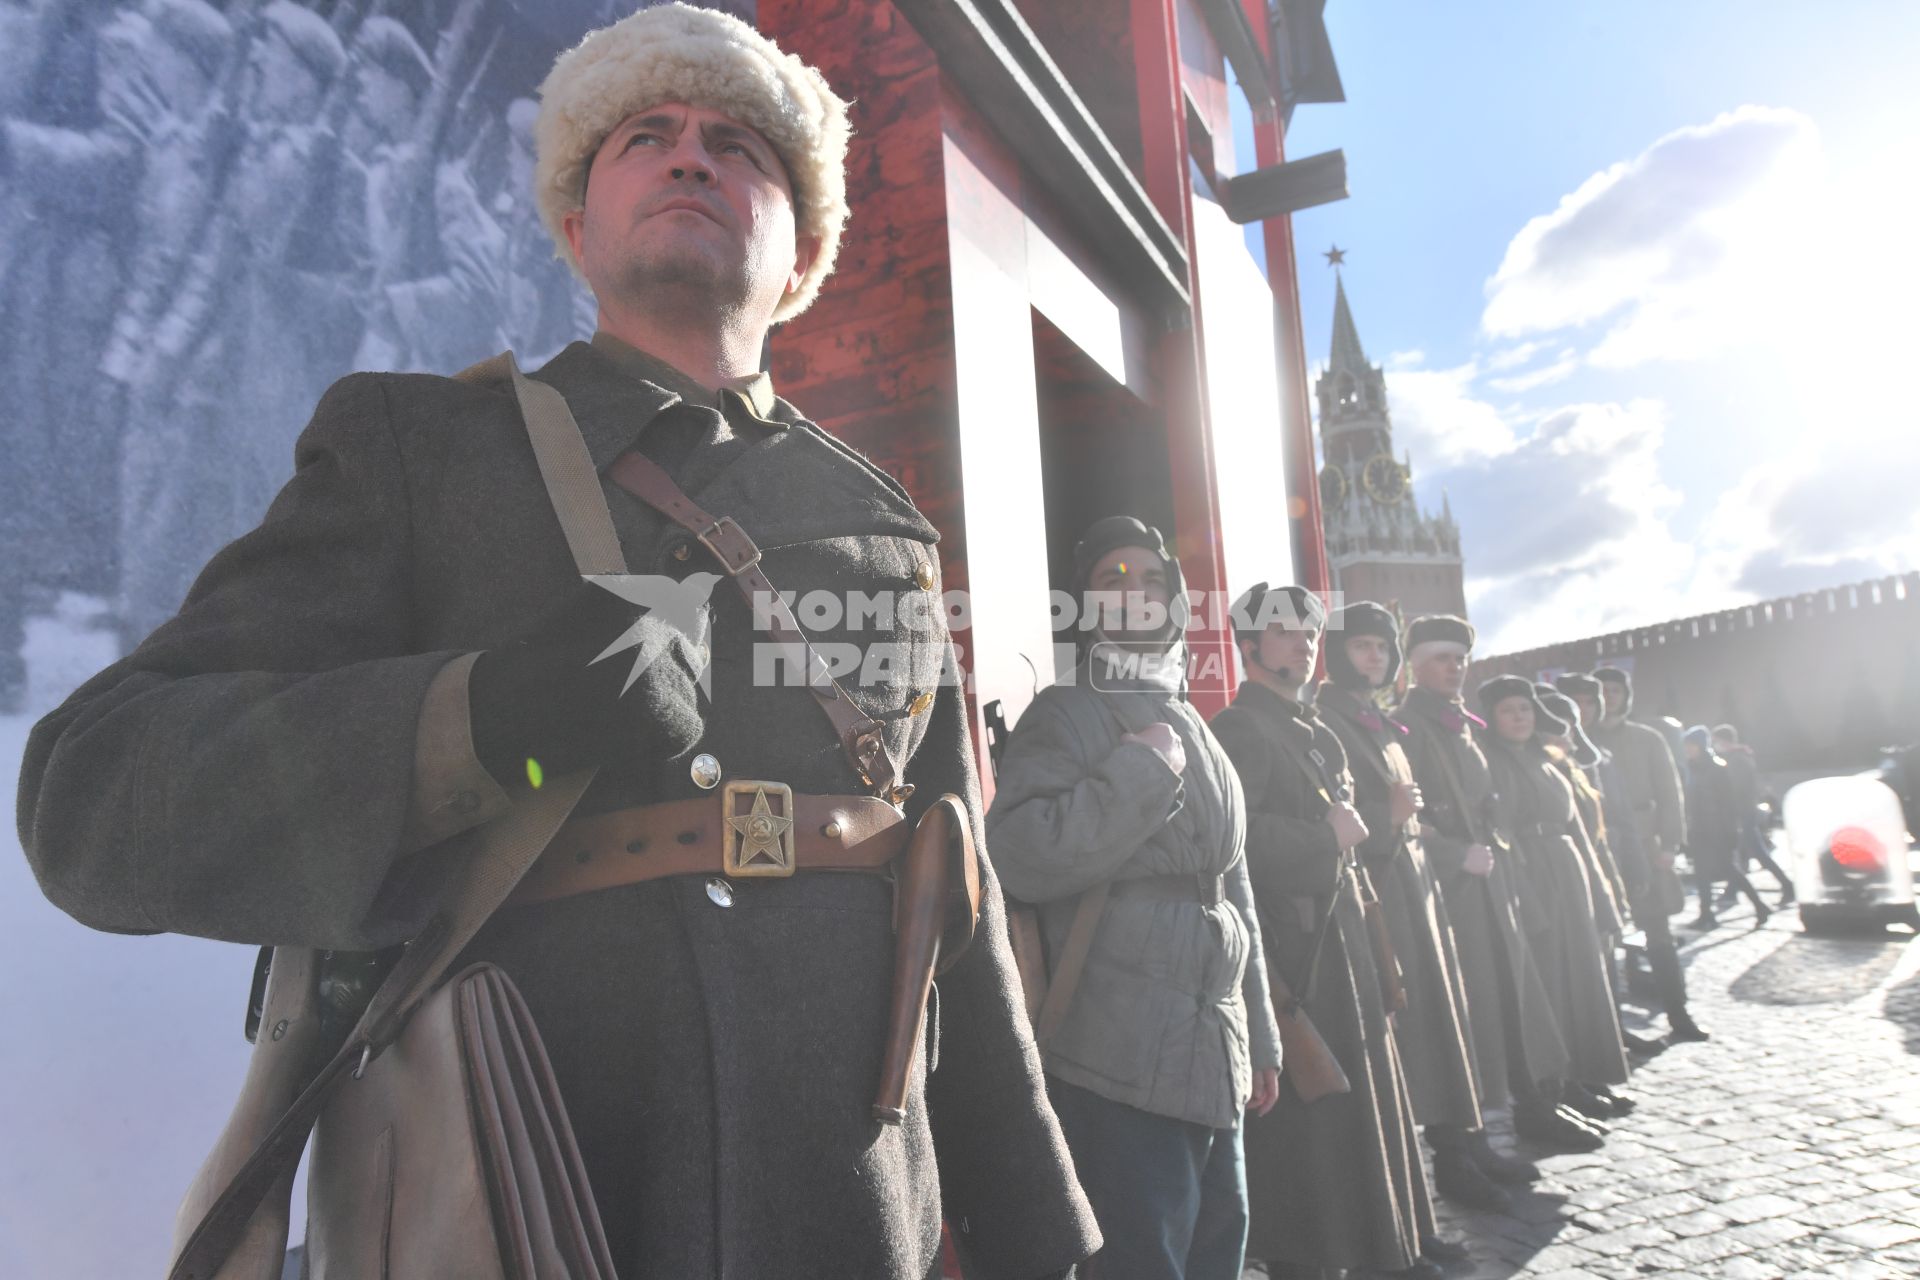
top-left (722, 780), bottom-right (797, 877)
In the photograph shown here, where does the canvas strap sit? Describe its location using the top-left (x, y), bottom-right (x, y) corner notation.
top-left (169, 352), bottom-right (618, 1280)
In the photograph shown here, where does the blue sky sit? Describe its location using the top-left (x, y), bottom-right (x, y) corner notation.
top-left (1279, 0), bottom-right (1920, 652)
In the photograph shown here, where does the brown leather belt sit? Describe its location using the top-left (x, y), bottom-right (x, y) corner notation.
top-left (506, 784), bottom-right (909, 908)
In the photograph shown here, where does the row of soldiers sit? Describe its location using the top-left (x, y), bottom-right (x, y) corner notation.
top-left (987, 515), bottom-right (1709, 1280)
top-left (0, 0), bottom-right (591, 703)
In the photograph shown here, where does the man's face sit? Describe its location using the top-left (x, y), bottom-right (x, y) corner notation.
top-left (1492, 696), bottom-right (1535, 743)
top-left (1573, 692), bottom-right (1603, 729)
top-left (563, 102), bottom-right (819, 324)
top-left (1253, 625), bottom-right (1320, 687)
top-left (1345, 634), bottom-right (1391, 687)
top-left (349, 63), bottom-right (416, 148)
top-left (1412, 647), bottom-right (1469, 697)
top-left (1600, 680), bottom-right (1629, 723)
top-left (1087, 545), bottom-right (1172, 639)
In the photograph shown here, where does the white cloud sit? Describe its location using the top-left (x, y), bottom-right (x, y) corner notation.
top-left (1386, 348), bottom-right (1426, 369)
top-left (1351, 105), bottom-right (1920, 654)
top-left (1381, 361), bottom-right (1513, 471)
top-left (1488, 353), bottom-right (1579, 394)
top-left (1481, 106), bottom-right (1822, 368)
top-left (1696, 438), bottom-right (1920, 601)
top-left (1486, 341), bottom-right (1547, 372)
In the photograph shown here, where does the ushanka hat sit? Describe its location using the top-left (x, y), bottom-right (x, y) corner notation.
top-left (1553, 672), bottom-right (1604, 704)
top-left (1477, 674), bottom-right (1567, 737)
top-left (534, 3), bottom-right (852, 322)
top-left (1230, 582), bottom-right (1326, 651)
top-left (1537, 685), bottom-right (1599, 766)
top-left (1592, 665), bottom-right (1633, 715)
top-left (1072, 515), bottom-right (1189, 639)
top-left (1405, 613), bottom-right (1475, 665)
top-left (1325, 601), bottom-right (1401, 690)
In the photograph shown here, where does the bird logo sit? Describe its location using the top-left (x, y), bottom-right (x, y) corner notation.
top-left (583, 572), bottom-right (724, 697)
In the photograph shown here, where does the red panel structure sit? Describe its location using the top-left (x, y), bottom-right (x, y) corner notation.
top-left (762, 0), bottom-right (1322, 729)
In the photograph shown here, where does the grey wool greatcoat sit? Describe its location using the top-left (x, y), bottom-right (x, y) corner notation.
top-left (1481, 737), bottom-right (1629, 1088)
top-left (1210, 682), bottom-right (1433, 1273)
top-left (1587, 718), bottom-right (1687, 860)
top-left (17, 335), bottom-right (1100, 1280)
top-left (1394, 687), bottom-right (1569, 1104)
top-left (1315, 682), bottom-right (1482, 1132)
top-left (986, 651), bottom-right (1281, 1131)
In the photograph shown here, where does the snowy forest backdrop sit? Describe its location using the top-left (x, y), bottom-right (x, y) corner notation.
top-left (1, 2), bottom-right (747, 1275)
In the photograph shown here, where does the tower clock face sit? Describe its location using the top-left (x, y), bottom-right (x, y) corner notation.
top-left (1362, 454), bottom-right (1409, 504)
top-left (1319, 464), bottom-right (1348, 507)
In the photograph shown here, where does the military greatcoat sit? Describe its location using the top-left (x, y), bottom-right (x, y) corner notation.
top-left (1316, 682), bottom-right (1481, 1131)
top-left (1212, 682), bottom-right (1433, 1273)
top-left (18, 334), bottom-right (1099, 1279)
top-left (1394, 686), bottom-right (1569, 1105)
top-left (1481, 736), bottom-right (1629, 1088)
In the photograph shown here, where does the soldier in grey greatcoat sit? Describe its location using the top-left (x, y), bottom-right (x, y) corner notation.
top-left (1476, 678), bottom-right (1630, 1121)
top-left (1394, 617), bottom-right (1605, 1154)
top-left (19, 7), bottom-right (1097, 1277)
top-left (989, 516), bottom-right (1281, 1280)
top-left (1213, 586), bottom-right (1436, 1280)
top-left (1315, 603), bottom-right (1535, 1222)
top-left (1579, 667), bottom-right (1708, 1042)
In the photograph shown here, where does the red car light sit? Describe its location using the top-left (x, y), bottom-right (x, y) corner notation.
top-left (1829, 825), bottom-right (1887, 872)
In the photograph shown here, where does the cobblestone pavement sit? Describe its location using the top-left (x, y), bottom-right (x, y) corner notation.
top-left (1249, 902), bottom-right (1920, 1279)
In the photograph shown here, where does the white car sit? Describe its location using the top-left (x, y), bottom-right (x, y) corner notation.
top-left (1784, 774), bottom-right (1919, 933)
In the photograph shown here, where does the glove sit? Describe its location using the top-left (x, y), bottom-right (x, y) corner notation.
top-left (468, 580), bottom-right (705, 788)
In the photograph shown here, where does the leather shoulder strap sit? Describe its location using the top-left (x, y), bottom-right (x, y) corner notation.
top-left (606, 448), bottom-right (904, 797)
top-left (1032, 881), bottom-right (1110, 1047)
top-left (1420, 719), bottom-right (1488, 846)
top-left (170, 353), bottom-right (614, 1280)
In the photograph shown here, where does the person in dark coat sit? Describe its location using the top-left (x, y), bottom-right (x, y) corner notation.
top-left (17, 8), bottom-right (1098, 1277)
top-left (1557, 673), bottom-right (1705, 1044)
top-left (1712, 723), bottom-right (1795, 908)
top-left (1395, 618), bottom-right (1601, 1155)
top-left (989, 516), bottom-right (1282, 1280)
top-left (1316, 604), bottom-right (1534, 1222)
top-left (1478, 679), bottom-right (1631, 1128)
top-left (1213, 584), bottom-right (1438, 1280)
top-left (1682, 725), bottom-right (1770, 930)
top-left (1536, 684), bottom-right (1641, 1097)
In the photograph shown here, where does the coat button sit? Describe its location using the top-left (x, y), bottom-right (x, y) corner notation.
top-left (908, 690), bottom-right (934, 717)
top-left (690, 753), bottom-right (722, 789)
top-left (705, 878), bottom-right (735, 908)
top-left (914, 560), bottom-right (935, 590)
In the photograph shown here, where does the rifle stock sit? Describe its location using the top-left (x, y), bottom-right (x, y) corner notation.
top-left (1271, 972), bottom-right (1350, 1103)
top-left (1362, 893), bottom-right (1407, 1014)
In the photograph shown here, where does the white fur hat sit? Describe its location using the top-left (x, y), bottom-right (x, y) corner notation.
top-left (533, 3), bottom-right (852, 322)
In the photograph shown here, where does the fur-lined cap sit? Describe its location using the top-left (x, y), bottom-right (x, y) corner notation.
top-left (1537, 686), bottom-right (1599, 766)
top-left (1554, 672), bottom-right (1603, 703)
top-left (1326, 601), bottom-right (1401, 690)
top-left (1593, 664), bottom-right (1633, 715)
top-left (1406, 614), bottom-right (1475, 654)
top-left (1231, 582), bottom-right (1326, 649)
top-left (533, 3), bottom-right (851, 323)
top-left (1478, 674), bottom-right (1566, 737)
